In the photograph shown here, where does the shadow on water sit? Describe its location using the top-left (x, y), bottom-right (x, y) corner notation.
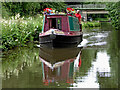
top-left (2, 22), bottom-right (119, 88)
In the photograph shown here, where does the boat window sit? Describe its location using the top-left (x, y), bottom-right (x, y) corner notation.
top-left (68, 16), bottom-right (80, 31)
top-left (50, 18), bottom-right (62, 30)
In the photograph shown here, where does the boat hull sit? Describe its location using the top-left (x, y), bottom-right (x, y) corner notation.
top-left (39, 34), bottom-right (83, 48)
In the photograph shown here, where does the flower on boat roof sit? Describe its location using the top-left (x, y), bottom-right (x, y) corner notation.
top-left (67, 8), bottom-right (75, 12)
top-left (66, 8), bottom-right (75, 16)
top-left (66, 8), bottom-right (75, 15)
top-left (43, 8), bottom-right (54, 15)
top-left (44, 8), bottom-right (52, 12)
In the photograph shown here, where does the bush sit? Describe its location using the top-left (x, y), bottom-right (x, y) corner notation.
top-left (106, 2), bottom-right (119, 30)
top-left (82, 21), bottom-right (100, 28)
top-left (1, 14), bottom-right (43, 51)
top-left (2, 5), bottom-right (11, 19)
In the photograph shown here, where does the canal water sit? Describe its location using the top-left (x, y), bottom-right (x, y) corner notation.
top-left (1, 22), bottom-right (119, 88)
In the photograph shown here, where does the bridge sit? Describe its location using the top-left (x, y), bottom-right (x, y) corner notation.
top-left (67, 4), bottom-right (109, 21)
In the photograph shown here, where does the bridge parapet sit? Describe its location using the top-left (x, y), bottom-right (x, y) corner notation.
top-left (67, 4), bottom-right (106, 9)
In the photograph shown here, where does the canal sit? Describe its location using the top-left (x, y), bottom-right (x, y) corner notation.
top-left (1, 22), bottom-right (119, 88)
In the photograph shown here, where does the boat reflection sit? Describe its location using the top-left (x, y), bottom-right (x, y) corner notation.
top-left (39, 47), bottom-right (82, 85)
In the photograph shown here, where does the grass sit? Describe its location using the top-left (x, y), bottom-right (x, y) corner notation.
top-left (1, 14), bottom-right (43, 51)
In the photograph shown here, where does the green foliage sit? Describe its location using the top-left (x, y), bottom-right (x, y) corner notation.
top-left (106, 2), bottom-right (120, 30)
top-left (88, 14), bottom-right (109, 21)
top-left (1, 5), bottom-right (11, 19)
top-left (2, 2), bottom-right (22, 16)
top-left (82, 21), bottom-right (100, 28)
top-left (1, 14), bottom-right (43, 51)
top-left (93, 18), bottom-right (109, 21)
top-left (2, 2), bottom-right (66, 18)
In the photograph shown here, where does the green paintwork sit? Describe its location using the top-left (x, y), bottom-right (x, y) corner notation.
top-left (68, 16), bottom-right (80, 31)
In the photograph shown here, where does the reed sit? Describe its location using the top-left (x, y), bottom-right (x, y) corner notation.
top-left (1, 14), bottom-right (43, 51)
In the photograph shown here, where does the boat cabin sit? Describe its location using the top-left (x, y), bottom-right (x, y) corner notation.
top-left (42, 14), bottom-right (81, 32)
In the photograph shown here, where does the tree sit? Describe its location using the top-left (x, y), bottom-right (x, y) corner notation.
top-left (2, 2), bottom-right (66, 17)
top-left (106, 2), bottom-right (120, 30)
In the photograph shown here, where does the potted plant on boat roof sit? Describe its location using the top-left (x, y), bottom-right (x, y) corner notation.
top-left (66, 8), bottom-right (75, 16)
top-left (43, 8), bottom-right (54, 15)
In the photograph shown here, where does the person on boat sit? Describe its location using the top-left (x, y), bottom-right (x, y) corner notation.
top-left (75, 10), bottom-right (82, 31)
top-left (75, 10), bottom-right (81, 24)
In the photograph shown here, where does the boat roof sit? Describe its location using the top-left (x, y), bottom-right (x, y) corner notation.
top-left (46, 14), bottom-right (76, 18)
top-left (46, 14), bottom-right (67, 16)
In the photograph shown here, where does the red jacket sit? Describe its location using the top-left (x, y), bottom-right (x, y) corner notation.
top-left (75, 13), bottom-right (81, 23)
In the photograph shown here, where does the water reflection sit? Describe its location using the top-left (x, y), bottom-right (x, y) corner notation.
top-left (39, 47), bottom-right (82, 86)
top-left (71, 50), bottom-right (111, 88)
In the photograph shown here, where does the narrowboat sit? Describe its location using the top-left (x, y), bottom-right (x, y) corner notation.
top-left (39, 12), bottom-right (83, 48)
